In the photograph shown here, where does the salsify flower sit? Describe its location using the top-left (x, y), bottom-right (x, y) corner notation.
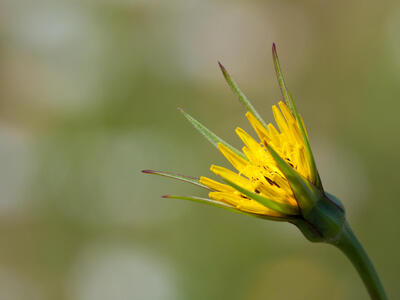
top-left (199, 100), bottom-right (309, 218)
top-left (143, 44), bottom-right (387, 300)
top-left (144, 44), bottom-right (326, 226)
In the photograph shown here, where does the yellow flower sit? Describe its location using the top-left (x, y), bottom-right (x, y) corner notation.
top-left (143, 45), bottom-right (389, 300)
top-left (143, 43), bottom-right (334, 225)
top-left (199, 101), bottom-right (310, 218)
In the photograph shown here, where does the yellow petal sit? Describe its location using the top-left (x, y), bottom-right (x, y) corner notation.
top-left (246, 111), bottom-right (271, 143)
top-left (210, 165), bottom-right (252, 190)
top-left (272, 105), bottom-right (289, 134)
top-left (267, 123), bottom-right (281, 147)
top-left (209, 191), bottom-right (282, 217)
top-left (278, 101), bottom-right (296, 125)
top-left (217, 143), bottom-right (248, 173)
top-left (235, 127), bottom-right (265, 161)
top-left (199, 176), bottom-right (234, 193)
top-left (278, 101), bottom-right (302, 144)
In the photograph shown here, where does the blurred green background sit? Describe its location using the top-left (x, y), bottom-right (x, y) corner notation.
top-left (0, 0), bottom-right (399, 299)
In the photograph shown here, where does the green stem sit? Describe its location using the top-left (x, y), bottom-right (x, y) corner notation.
top-left (335, 222), bottom-right (387, 300)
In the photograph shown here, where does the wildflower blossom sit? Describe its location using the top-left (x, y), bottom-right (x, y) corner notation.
top-left (144, 44), bottom-right (325, 224)
top-left (142, 43), bottom-right (387, 299)
top-left (199, 101), bottom-right (308, 218)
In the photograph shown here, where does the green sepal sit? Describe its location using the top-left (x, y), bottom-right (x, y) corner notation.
top-left (305, 193), bottom-right (346, 243)
top-left (179, 108), bottom-right (247, 160)
top-left (272, 43), bottom-right (293, 113)
top-left (162, 194), bottom-right (283, 221)
top-left (217, 176), bottom-right (298, 216)
top-left (325, 191), bottom-right (345, 213)
top-left (218, 62), bottom-right (268, 128)
top-left (291, 195), bottom-right (346, 244)
top-left (141, 170), bottom-right (210, 190)
top-left (162, 194), bottom-right (235, 210)
top-left (272, 43), bottom-right (322, 189)
top-left (290, 218), bottom-right (325, 243)
top-left (266, 142), bottom-right (346, 242)
top-left (265, 142), bottom-right (320, 213)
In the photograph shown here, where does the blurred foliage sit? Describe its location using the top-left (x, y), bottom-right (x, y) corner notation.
top-left (0, 0), bottom-right (399, 299)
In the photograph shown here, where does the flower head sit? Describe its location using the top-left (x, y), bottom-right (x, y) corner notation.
top-left (143, 44), bottom-right (345, 242)
top-left (142, 45), bottom-right (389, 299)
top-left (199, 101), bottom-right (310, 218)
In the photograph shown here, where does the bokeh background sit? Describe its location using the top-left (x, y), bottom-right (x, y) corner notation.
top-left (0, 0), bottom-right (399, 299)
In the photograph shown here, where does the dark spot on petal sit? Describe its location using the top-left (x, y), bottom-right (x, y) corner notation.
top-left (264, 176), bottom-right (280, 188)
top-left (286, 158), bottom-right (294, 167)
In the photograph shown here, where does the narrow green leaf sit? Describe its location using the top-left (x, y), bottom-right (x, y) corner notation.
top-left (218, 177), bottom-right (298, 216)
top-left (142, 169), bottom-right (210, 190)
top-left (218, 62), bottom-right (268, 128)
top-left (179, 108), bottom-right (247, 160)
top-left (272, 43), bottom-right (322, 189)
top-left (265, 143), bottom-right (322, 213)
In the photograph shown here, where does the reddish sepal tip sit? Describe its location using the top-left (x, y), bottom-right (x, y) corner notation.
top-left (218, 61), bottom-right (226, 71)
top-left (141, 169), bottom-right (155, 174)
